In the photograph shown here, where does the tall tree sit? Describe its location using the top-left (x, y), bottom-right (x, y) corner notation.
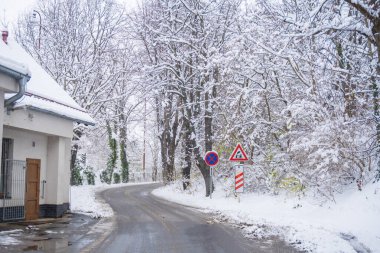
top-left (16, 0), bottom-right (127, 178)
top-left (132, 0), bottom-right (241, 195)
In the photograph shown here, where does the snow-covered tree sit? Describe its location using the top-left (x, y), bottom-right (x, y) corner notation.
top-left (15, 0), bottom-right (144, 183)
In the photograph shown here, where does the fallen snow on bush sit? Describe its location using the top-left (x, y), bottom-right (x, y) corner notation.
top-left (152, 181), bottom-right (380, 253)
top-left (70, 185), bottom-right (113, 218)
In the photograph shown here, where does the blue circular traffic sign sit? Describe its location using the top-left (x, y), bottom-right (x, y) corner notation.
top-left (204, 151), bottom-right (219, 167)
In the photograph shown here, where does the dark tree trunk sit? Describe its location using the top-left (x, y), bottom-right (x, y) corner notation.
top-left (344, 0), bottom-right (380, 178)
top-left (182, 86), bottom-right (213, 196)
top-left (160, 126), bottom-right (169, 184)
top-left (70, 129), bottom-right (82, 185)
top-left (167, 100), bottom-right (180, 181)
top-left (204, 90), bottom-right (214, 196)
top-left (335, 40), bottom-right (356, 117)
top-left (374, 20), bottom-right (380, 145)
top-left (119, 125), bottom-right (129, 183)
top-left (182, 113), bottom-right (192, 190)
top-left (157, 89), bottom-right (180, 184)
top-left (194, 146), bottom-right (213, 197)
top-left (152, 152), bottom-right (158, 181)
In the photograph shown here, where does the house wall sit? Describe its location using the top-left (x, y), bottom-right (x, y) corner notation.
top-left (2, 111), bottom-right (73, 218)
top-left (46, 136), bottom-right (71, 204)
top-left (4, 109), bottom-right (73, 138)
top-left (39, 136), bottom-right (71, 218)
top-left (2, 127), bottom-right (48, 204)
top-left (0, 90), bottom-right (4, 160)
top-left (0, 72), bottom-right (24, 220)
top-left (0, 71), bottom-right (22, 194)
top-left (0, 73), bottom-right (18, 93)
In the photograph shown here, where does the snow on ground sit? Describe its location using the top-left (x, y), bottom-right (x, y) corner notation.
top-left (152, 180), bottom-right (380, 253)
top-left (70, 182), bottom-right (155, 218)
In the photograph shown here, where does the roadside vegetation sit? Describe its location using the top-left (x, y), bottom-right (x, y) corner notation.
top-left (12, 0), bottom-right (380, 199)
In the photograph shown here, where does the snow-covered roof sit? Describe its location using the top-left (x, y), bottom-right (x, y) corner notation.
top-left (0, 38), bottom-right (95, 126)
top-left (11, 94), bottom-right (95, 125)
top-left (0, 38), bottom-right (30, 76)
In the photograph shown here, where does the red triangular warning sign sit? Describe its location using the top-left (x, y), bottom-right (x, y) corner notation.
top-left (229, 143), bottom-right (249, 161)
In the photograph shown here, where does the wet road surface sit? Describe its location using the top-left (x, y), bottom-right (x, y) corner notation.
top-left (0, 213), bottom-right (100, 253)
top-left (94, 183), bottom-right (301, 253)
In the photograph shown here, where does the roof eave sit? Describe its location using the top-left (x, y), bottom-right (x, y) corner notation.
top-left (27, 105), bottom-right (96, 126)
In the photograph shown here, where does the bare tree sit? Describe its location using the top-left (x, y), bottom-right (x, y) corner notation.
top-left (16, 0), bottom-right (127, 178)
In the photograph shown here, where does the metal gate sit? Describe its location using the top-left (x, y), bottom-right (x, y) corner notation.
top-left (1, 160), bottom-right (26, 221)
top-left (129, 172), bottom-right (163, 183)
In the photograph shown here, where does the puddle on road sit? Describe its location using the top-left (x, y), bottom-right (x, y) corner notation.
top-left (0, 214), bottom-right (98, 253)
top-left (23, 238), bottom-right (71, 253)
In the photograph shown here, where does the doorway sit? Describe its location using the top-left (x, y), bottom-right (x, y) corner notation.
top-left (25, 159), bottom-right (40, 220)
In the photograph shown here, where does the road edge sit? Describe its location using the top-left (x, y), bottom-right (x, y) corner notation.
top-left (80, 189), bottom-right (117, 253)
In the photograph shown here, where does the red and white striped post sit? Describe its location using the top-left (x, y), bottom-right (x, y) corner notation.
top-left (235, 164), bottom-right (244, 193)
top-left (229, 144), bottom-right (248, 197)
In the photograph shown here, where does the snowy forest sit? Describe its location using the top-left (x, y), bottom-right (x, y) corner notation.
top-left (14, 0), bottom-right (380, 199)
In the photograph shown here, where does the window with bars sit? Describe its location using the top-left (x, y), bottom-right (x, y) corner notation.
top-left (1, 138), bottom-right (14, 198)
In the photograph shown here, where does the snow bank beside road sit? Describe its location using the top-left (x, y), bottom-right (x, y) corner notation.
top-left (70, 185), bottom-right (114, 218)
top-left (70, 182), bottom-right (156, 218)
top-left (152, 181), bottom-right (380, 253)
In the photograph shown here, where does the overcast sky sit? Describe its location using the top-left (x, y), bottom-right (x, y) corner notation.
top-left (0, 0), bottom-right (37, 26)
top-left (0, 0), bottom-right (138, 33)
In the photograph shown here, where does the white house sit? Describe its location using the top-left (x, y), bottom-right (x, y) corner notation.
top-left (0, 30), bottom-right (95, 221)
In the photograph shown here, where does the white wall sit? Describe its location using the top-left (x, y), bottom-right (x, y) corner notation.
top-left (4, 109), bottom-right (74, 138)
top-left (0, 73), bottom-right (18, 93)
top-left (46, 136), bottom-right (71, 205)
top-left (2, 105), bottom-right (74, 208)
top-left (0, 72), bottom-right (22, 208)
top-left (0, 90), bottom-right (4, 161)
top-left (3, 126), bottom-right (48, 204)
top-left (3, 127), bottom-right (72, 206)
top-left (0, 73), bottom-right (74, 210)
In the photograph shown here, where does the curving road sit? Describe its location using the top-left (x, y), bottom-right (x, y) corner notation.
top-left (92, 183), bottom-right (300, 253)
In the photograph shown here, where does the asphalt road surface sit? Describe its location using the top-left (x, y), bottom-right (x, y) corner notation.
top-left (93, 183), bottom-right (300, 253)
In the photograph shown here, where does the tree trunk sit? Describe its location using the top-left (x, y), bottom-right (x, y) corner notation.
top-left (183, 87), bottom-right (213, 196)
top-left (70, 129), bottom-right (82, 185)
top-left (204, 93), bottom-right (214, 196)
top-left (374, 20), bottom-right (380, 145)
top-left (160, 130), bottom-right (169, 184)
top-left (336, 40), bottom-right (356, 117)
top-left (119, 125), bottom-right (129, 183)
top-left (152, 148), bottom-right (158, 182)
top-left (182, 114), bottom-right (192, 190)
top-left (194, 147), bottom-right (213, 197)
top-left (157, 90), bottom-right (180, 184)
top-left (167, 101), bottom-right (179, 181)
top-left (345, 0), bottom-right (380, 140)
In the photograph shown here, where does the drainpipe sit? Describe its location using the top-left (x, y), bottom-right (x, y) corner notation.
top-left (1, 29), bottom-right (30, 110)
top-left (0, 65), bottom-right (30, 110)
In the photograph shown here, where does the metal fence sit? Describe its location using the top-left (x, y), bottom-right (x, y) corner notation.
top-left (1, 160), bottom-right (26, 221)
top-left (129, 172), bottom-right (163, 183)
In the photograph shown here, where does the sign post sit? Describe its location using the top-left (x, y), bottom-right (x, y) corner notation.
top-left (235, 164), bottom-right (244, 193)
top-left (210, 165), bottom-right (212, 199)
top-left (229, 144), bottom-right (249, 197)
top-left (204, 151), bottom-right (219, 199)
